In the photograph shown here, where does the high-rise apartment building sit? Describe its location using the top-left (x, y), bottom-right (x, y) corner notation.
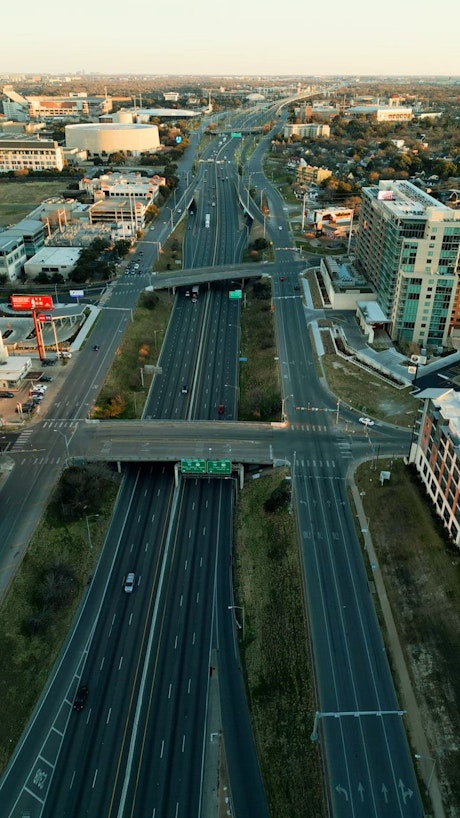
top-left (410, 388), bottom-right (460, 547)
top-left (356, 180), bottom-right (460, 348)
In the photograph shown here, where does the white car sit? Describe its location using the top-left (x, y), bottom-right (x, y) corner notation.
top-left (359, 416), bottom-right (374, 427)
top-left (124, 572), bottom-right (136, 593)
top-left (58, 351), bottom-right (72, 359)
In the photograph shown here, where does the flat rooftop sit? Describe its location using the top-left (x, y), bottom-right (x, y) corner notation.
top-left (367, 180), bottom-right (460, 221)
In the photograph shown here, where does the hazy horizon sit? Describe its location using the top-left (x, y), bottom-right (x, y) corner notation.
top-left (3, 0), bottom-right (460, 77)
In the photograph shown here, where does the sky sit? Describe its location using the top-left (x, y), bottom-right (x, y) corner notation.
top-left (2, 0), bottom-right (460, 77)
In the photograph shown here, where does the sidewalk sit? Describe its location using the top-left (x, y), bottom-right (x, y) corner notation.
top-left (349, 478), bottom-right (445, 818)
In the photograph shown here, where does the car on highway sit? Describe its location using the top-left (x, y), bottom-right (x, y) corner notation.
top-left (359, 416), bottom-right (374, 427)
top-left (278, 225), bottom-right (282, 230)
top-left (280, 276), bottom-right (285, 282)
top-left (93, 345), bottom-right (100, 351)
top-left (73, 684), bottom-right (89, 711)
top-left (124, 572), bottom-right (136, 593)
top-left (218, 404), bottom-right (225, 415)
top-left (0, 391), bottom-right (15, 398)
top-left (181, 385), bottom-right (188, 394)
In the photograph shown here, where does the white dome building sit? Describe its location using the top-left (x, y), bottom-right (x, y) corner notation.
top-left (65, 123), bottom-right (160, 155)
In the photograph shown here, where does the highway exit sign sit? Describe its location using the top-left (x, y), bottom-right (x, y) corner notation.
top-left (231, 132), bottom-right (242, 138)
top-left (181, 458), bottom-right (207, 474)
top-left (207, 459), bottom-right (232, 475)
top-left (229, 290), bottom-right (242, 300)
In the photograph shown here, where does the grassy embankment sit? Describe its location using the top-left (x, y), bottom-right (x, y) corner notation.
top-left (0, 181), bottom-right (66, 226)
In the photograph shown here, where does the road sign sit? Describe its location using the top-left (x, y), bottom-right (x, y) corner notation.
top-left (229, 290), bottom-right (242, 299)
top-left (181, 458), bottom-right (207, 474)
top-left (38, 314), bottom-right (53, 322)
top-left (69, 290), bottom-right (84, 298)
top-left (231, 132), bottom-right (242, 138)
top-left (207, 459), bottom-right (232, 475)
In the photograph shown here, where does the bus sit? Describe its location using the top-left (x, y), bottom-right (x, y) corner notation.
top-left (205, 213), bottom-right (210, 228)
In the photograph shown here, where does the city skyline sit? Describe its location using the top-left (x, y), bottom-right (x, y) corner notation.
top-left (3, 0), bottom-right (460, 78)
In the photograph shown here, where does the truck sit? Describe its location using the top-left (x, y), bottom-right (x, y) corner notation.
top-left (205, 213), bottom-right (210, 228)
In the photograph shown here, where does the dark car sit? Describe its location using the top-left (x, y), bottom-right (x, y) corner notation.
top-left (280, 276), bottom-right (285, 282)
top-left (93, 345), bottom-right (99, 351)
top-left (73, 684), bottom-right (89, 711)
top-left (0, 391), bottom-right (15, 398)
top-left (218, 404), bottom-right (225, 415)
top-left (42, 358), bottom-right (56, 366)
top-left (40, 376), bottom-right (53, 383)
top-left (16, 401), bottom-right (35, 414)
top-left (181, 385), bottom-right (188, 395)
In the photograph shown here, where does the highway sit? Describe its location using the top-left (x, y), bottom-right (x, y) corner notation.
top-left (0, 106), bottom-right (424, 818)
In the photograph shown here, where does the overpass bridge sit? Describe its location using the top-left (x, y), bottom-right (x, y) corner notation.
top-left (72, 419), bottom-right (279, 466)
top-left (145, 261), bottom-right (306, 292)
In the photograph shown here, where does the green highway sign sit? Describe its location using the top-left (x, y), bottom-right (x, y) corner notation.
top-left (229, 290), bottom-right (242, 300)
top-left (207, 459), bottom-right (232, 475)
top-left (231, 132), bottom-right (242, 138)
top-left (181, 458), bottom-right (207, 474)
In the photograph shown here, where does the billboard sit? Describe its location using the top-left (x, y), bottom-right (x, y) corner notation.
top-left (10, 295), bottom-right (54, 312)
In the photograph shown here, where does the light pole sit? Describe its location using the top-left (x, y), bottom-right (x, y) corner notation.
top-left (281, 394), bottom-right (293, 423)
top-left (53, 429), bottom-right (70, 460)
top-left (414, 753), bottom-right (437, 795)
top-left (228, 605), bottom-right (245, 639)
top-left (164, 206), bottom-right (174, 230)
top-left (301, 191), bottom-right (309, 231)
top-left (84, 513), bottom-right (99, 551)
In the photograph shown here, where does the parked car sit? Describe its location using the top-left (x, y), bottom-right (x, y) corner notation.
top-left (0, 391), bottom-right (14, 398)
top-left (16, 401), bottom-right (35, 414)
top-left (41, 358), bottom-right (56, 366)
top-left (40, 376), bottom-right (53, 382)
top-left (124, 572), bottom-right (136, 593)
top-left (58, 351), bottom-right (72, 359)
top-left (73, 684), bottom-right (89, 711)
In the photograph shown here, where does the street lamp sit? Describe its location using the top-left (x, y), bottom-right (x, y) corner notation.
top-left (228, 605), bottom-right (245, 638)
top-left (414, 753), bottom-right (437, 795)
top-left (53, 429), bottom-right (70, 460)
top-left (84, 513), bottom-right (100, 551)
top-left (281, 394), bottom-right (293, 423)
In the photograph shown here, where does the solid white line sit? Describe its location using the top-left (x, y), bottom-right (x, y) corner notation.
top-left (106, 708), bottom-right (112, 724)
top-left (92, 769), bottom-right (98, 789)
top-left (118, 656), bottom-right (123, 671)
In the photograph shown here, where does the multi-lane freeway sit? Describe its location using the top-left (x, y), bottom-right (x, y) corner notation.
top-left (0, 106), bottom-right (425, 818)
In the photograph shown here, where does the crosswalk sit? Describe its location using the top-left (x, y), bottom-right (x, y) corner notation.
top-left (11, 420), bottom-right (79, 466)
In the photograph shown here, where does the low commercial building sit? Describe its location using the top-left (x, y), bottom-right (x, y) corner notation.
top-left (0, 233), bottom-right (27, 281)
top-left (4, 219), bottom-right (45, 258)
top-left (410, 388), bottom-right (460, 548)
top-left (296, 164), bottom-right (332, 186)
top-left (319, 257), bottom-right (376, 310)
top-left (24, 246), bottom-right (81, 279)
top-left (0, 135), bottom-right (64, 173)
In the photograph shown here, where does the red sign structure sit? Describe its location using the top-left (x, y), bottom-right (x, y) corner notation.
top-left (10, 295), bottom-right (54, 312)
